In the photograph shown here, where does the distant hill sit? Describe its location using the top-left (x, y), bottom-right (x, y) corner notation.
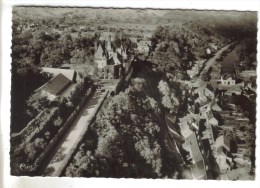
top-left (13, 7), bottom-right (257, 29)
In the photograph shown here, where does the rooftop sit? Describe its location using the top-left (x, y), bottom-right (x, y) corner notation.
top-left (215, 135), bottom-right (231, 152)
top-left (42, 67), bottom-right (76, 82)
top-left (183, 132), bottom-right (207, 179)
top-left (42, 73), bottom-right (71, 96)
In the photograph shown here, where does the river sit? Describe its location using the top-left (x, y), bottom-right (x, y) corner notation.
top-left (220, 50), bottom-right (238, 71)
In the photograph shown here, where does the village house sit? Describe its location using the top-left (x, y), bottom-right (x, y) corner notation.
top-left (187, 63), bottom-right (200, 79)
top-left (205, 109), bottom-right (218, 127)
top-left (206, 48), bottom-right (211, 55)
top-left (42, 67), bottom-right (79, 82)
top-left (58, 24), bottom-right (69, 30)
top-left (236, 143), bottom-right (251, 157)
top-left (215, 135), bottom-right (231, 154)
top-left (29, 22), bottom-right (40, 29)
top-left (179, 116), bottom-right (194, 139)
top-left (41, 73), bottom-right (71, 98)
top-left (209, 43), bottom-right (219, 51)
top-left (199, 119), bottom-right (215, 146)
top-left (214, 135), bottom-right (233, 174)
top-left (199, 103), bottom-right (218, 122)
top-left (219, 68), bottom-right (237, 85)
top-left (178, 112), bottom-right (201, 139)
top-left (182, 132), bottom-right (211, 179)
top-left (200, 100), bottom-right (222, 113)
top-left (194, 83), bottom-right (215, 104)
top-left (36, 68), bottom-right (80, 99)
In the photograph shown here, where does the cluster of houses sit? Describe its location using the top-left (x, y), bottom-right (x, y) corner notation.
top-left (166, 82), bottom-right (236, 179)
top-left (218, 108), bottom-right (253, 163)
top-left (15, 22), bottom-right (41, 33)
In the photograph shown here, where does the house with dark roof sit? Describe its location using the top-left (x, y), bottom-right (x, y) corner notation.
top-left (41, 73), bottom-right (71, 96)
top-left (220, 68), bottom-right (237, 85)
top-left (42, 67), bottom-right (78, 83)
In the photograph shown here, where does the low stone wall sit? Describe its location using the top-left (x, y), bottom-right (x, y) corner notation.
top-left (57, 90), bottom-right (109, 176)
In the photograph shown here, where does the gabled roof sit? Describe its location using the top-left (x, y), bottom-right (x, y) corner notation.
top-left (42, 67), bottom-right (76, 82)
top-left (183, 133), bottom-right (207, 179)
top-left (200, 100), bottom-right (221, 113)
top-left (206, 83), bottom-right (214, 92)
top-left (108, 52), bottom-right (123, 66)
top-left (42, 73), bottom-right (71, 96)
top-left (211, 101), bottom-right (222, 111)
top-left (206, 110), bottom-right (214, 120)
top-left (215, 135), bottom-right (230, 152)
top-left (94, 44), bottom-right (105, 59)
top-left (221, 68), bottom-right (236, 80)
top-left (178, 117), bottom-right (193, 138)
top-left (195, 83), bottom-right (214, 102)
top-left (188, 133), bottom-right (202, 163)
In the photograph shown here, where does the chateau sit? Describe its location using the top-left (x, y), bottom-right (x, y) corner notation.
top-left (94, 35), bottom-right (128, 79)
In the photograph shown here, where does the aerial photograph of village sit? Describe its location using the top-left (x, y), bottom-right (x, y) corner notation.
top-left (10, 7), bottom-right (257, 180)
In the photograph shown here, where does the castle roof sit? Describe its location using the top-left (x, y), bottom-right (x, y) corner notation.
top-left (94, 44), bottom-right (105, 59)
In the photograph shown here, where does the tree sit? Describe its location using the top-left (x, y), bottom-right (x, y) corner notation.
top-left (23, 138), bottom-right (47, 162)
top-left (26, 91), bottom-right (50, 117)
top-left (158, 80), bottom-right (179, 112)
top-left (91, 78), bottom-right (163, 177)
top-left (69, 81), bottom-right (85, 106)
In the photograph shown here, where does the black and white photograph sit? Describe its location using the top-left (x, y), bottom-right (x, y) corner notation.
top-left (4, 2), bottom-right (258, 183)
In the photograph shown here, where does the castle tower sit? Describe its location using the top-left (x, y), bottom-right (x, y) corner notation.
top-left (107, 35), bottom-right (112, 52)
top-left (121, 45), bottom-right (127, 60)
top-left (94, 41), bottom-right (98, 51)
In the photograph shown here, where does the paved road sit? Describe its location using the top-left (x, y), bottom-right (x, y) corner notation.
top-left (43, 90), bottom-right (108, 176)
top-left (200, 42), bottom-right (237, 76)
top-left (184, 42), bottom-right (238, 88)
